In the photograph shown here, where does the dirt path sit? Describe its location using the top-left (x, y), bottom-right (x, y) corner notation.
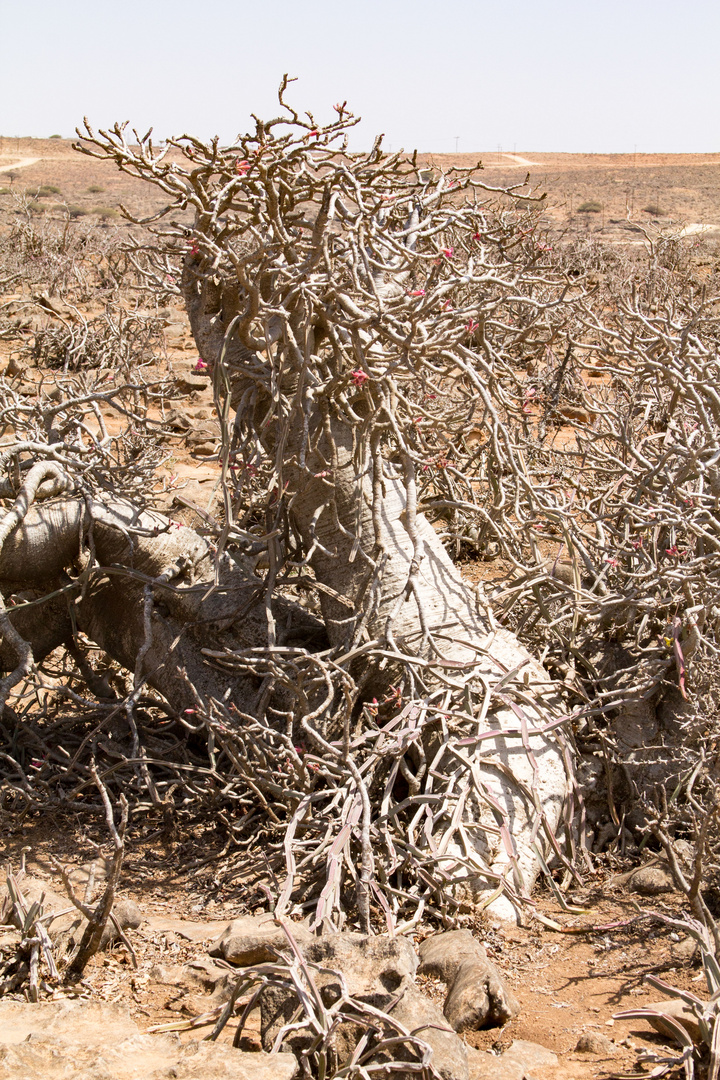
top-left (503, 153), bottom-right (537, 166)
top-left (0, 157), bottom-right (41, 174)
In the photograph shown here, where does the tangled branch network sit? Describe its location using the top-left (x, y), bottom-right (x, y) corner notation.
top-left (3, 78), bottom-right (720, 938)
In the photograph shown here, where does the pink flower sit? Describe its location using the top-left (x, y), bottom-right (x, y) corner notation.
top-left (351, 369), bottom-right (369, 387)
top-left (193, 359), bottom-right (207, 371)
top-left (443, 300), bottom-right (453, 311)
top-left (604, 556), bottom-right (618, 568)
top-left (441, 247), bottom-right (454, 259)
top-left (666, 545), bottom-right (681, 558)
top-left (235, 158), bottom-right (250, 175)
top-left (472, 231), bottom-right (481, 241)
top-left (408, 288), bottom-right (426, 297)
top-left (466, 319), bottom-right (479, 333)
top-left (189, 239), bottom-right (200, 255)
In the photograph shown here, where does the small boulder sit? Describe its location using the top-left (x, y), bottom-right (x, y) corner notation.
top-left (418, 930), bottom-right (519, 1032)
top-left (390, 983), bottom-right (469, 1080)
top-left (418, 929), bottom-right (487, 983)
top-left (259, 932), bottom-right (467, 1080)
top-left (575, 1031), bottom-right (617, 1054)
top-left (645, 998), bottom-right (703, 1043)
top-left (444, 955), bottom-right (519, 1031)
top-left (0, 1000), bottom-right (297, 1080)
top-left (501, 1039), bottom-right (558, 1072)
top-left (98, 898), bottom-right (142, 949)
top-left (167, 408), bottom-right (193, 431)
top-left (209, 916), bottom-right (314, 966)
top-left (628, 863), bottom-right (675, 895)
top-left (175, 371), bottom-right (209, 394)
top-left (190, 441), bottom-right (217, 457)
top-left (0, 872), bottom-right (140, 955)
top-left (672, 936), bottom-right (698, 963)
top-left (466, 1045), bottom-right (523, 1080)
top-left (181, 957), bottom-right (237, 1002)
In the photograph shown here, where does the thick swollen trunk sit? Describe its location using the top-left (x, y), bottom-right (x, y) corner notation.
top-left (182, 273), bottom-right (571, 920)
top-left (290, 420), bottom-right (568, 918)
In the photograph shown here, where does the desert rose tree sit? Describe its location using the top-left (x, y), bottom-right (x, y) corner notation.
top-left (0, 81), bottom-right (581, 932)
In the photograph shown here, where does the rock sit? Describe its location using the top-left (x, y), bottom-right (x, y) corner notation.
top-left (0, 929), bottom-right (21, 951)
top-left (466, 1045), bottom-right (523, 1080)
top-left (0, 872), bottom-right (141, 954)
top-left (0, 999), bottom-right (137, 1047)
top-left (501, 1039), bottom-right (558, 1073)
top-left (0, 1000), bottom-right (297, 1080)
top-left (419, 930), bottom-right (486, 982)
top-left (672, 936), bottom-right (698, 963)
top-left (99, 898), bottom-right (142, 949)
top-left (259, 933), bottom-right (419, 1045)
top-left (190, 441), bottom-right (217, 456)
top-left (64, 855), bottom-right (111, 893)
top-left (167, 407), bottom-right (193, 430)
top-left (145, 914), bottom-right (229, 942)
top-left (418, 931), bottom-right (519, 1032)
top-left (389, 982), bottom-right (469, 1080)
top-left (576, 1030), bottom-right (617, 1054)
top-left (259, 932), bottom-right (467, 1080)
top-left (627, 863), bottom-right (675, 895)
top-left (180, 957), bottom-right (236, 1001)
top-left (559, 405), bottom-right (591, 424)
top-left (175, 371), bottom-right (209, 393)
top-left (186, 428), bottom-right (218, 447)
top-left (148, 957), bottom-right (235, 998)
top-left (645, 998), bottom-right (703, 1043)
top-left (302, 933), bottom-right (418, 995)
top-left (209, 916), bottom-right (314, 966)
top-left (444, 955), bottom-right (519, 1031)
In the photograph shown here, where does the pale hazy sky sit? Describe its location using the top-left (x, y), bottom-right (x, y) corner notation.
top-left (3, 0), bottom-right (719, 153)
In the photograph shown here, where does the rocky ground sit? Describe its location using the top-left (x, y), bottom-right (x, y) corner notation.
top-left (0, 821), bottom-right (710, 1080)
